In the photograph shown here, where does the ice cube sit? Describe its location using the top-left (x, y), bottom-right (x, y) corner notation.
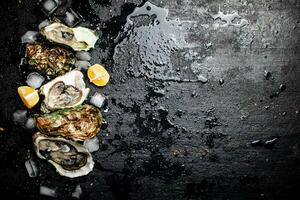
top-left (75, 60), bottom-right (91, 71)
top-left (40, 186), bottom-right (57, 197)
top-left (89, 92), bottom-right (106, 109)
top-left (21, 31), bottom-right (38, 43)
top-left (26, 72), bottom-right (45, 89)
top-left (13, 110), bottom-right (27, 125)
top-left (63, 8), bottom-right (82, 27)
top-left (38, 19), bottom-right (51, 30)
top-left (25, 159), bottom-right (39, 177)
top-left (71, 184), bottom-right (82, 199)
top-left (83, 137), bottom-right (100, 153)
top-left (56, 0), bottom-right (68, 6)
top-left (75, 51), bottom-right (91, 61)
top-left (38, 0), bottom-right (58, 16)
top-left (24, 117), bottom-right (36, 130)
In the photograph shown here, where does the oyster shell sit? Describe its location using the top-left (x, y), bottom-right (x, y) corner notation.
top-left (40, 22), bottom-right (99, 51)
top-left (33, 132), bottom-right (94, 178)
top-left (25, 42), bottom-right (75, 76)
top-left (40, 70), bottom-right (89, 111)
top-left (36, 105), bottom-right (102, 141)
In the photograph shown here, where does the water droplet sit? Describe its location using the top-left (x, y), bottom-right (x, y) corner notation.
top-left (264, 138), bottom-right (278, 149)
top-left (197, 75), bottom-right (208, 83)
top-left (251, 140), bottom-right (263, 147)
top-left (279, 84), bottom-right (286, 92)
top-left (191, 90), bottom-right (198, 97)
top-left (264, 70), bottom-right (271, 80)
top-left (219, 79), bottom-right (224, 85)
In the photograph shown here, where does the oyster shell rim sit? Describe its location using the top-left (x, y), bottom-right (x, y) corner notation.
top-left (33, 132), bottom-right (94, 178)
top-left (40, 70), bottom-right (90, 112)
top-left (36, 104), bottom-right (102, 141)
top-left (40, 22), bottom-right (99, 51)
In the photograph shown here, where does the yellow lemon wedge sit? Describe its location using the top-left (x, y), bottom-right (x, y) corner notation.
top-left (17, 86), bottom-right (39, 109)
top-left (87, 64), bottom-right (110, 86)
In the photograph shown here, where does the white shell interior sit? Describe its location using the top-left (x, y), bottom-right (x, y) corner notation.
top-left (73, 27), bottom-right (98, 51)
top-left (40, 70), bottom-right (90, 110)
top-left (42, 22), bottom-right (99, 51)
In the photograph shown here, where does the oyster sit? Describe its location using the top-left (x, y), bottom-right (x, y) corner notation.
top-left (25, 42), bottom-right (75, 76)
top-left (40, 70), bottom-right (89, 111)
top-left (36, 105), bottom-right (102, 141)
top-left (40, 22), bottom-right (99, 51)
top-left (33, 132), bottom-right (94, 178)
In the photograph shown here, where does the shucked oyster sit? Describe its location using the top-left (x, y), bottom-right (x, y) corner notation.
top-left (33, 132), bottom-right (94, 178)
top-left (40, 70), bottom-right (89, 111)
top-left (40, 22), bottom-right (99, 51)
top-left (36, 104), bottom-right (102, 141)
top-left (25, 42), bottom-right (75, 76)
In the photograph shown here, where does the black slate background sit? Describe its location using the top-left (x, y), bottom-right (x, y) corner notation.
top-left (0, 0), bottom-right (300, 200)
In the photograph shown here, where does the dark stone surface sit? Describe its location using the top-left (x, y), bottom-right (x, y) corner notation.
top-left (0, 0), bottom-right (300, 199)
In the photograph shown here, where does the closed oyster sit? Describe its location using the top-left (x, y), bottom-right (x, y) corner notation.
top-left (40, 70), bottom-right (89, 111)
top-left (33, 132), bottom-right (94, 178)
top-left (36, 105), bottom-right (102, 141)
top-left (40, 22), bottom-right (99, 51)
top-left (25, 42), bottom-right (75, 76)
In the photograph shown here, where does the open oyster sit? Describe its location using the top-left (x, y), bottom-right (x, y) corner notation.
top-left (25, 42), bottom-right (75, 76)
top-left (40, 22), bottom-right (99, 51)
top-left (36, 104), bottom-right (102, 141)
top-left (33, 132), bottom-right (94, 178)
top-left (40, 70), bottom-right (89, 111)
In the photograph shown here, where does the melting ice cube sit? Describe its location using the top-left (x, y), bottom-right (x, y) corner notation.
top-left (75, 51), bottom-right (91, 61)
top-left (89, 92), bottom-right (106, 109)
top-left (56, 0), bottom-right (68, 6)
top-left (38, 0), bottom-right (58, 16)
top-left (71, 184), bottom-right (82, 199)
top-left (63, 8), bottom-right (82, 27)
top-left (21, 31), bottom-right (38, 43)
top-left (25, 159), bottom-right (39, 177)
top-left (38, 19), bottom-right (51, 30)
top-left (75, 60), bottom-right (91, 71)
top-left (83, 137), bottom-right (100, 153)
top-left (40, 186), bottom-right (57, 197)
top-left (13, 110), bottom-right (27, 125)
top-left (26, 72), bottom-right (45, 89)
top-left (24, 117), bottom-right (37, 130)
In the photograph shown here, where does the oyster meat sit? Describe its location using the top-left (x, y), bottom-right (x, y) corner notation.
top-left (40, 22), bottom-right (99, 51)
top-left (25, 42), bottom-right (75, 76)
top-left (40, 70), bottom-right (90, 111)
top-left (33, 132), bottom-right (94, 178)
top-left (36, 104), bottom-right (102, 141)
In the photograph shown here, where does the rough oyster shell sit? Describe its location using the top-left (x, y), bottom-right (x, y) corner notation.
top-left (33, 132), bottom-right (94, 178)
top-left (25, 42), bottom-right (75, 76)
top-left (40, 22), bottom-right (99, 51)
top-left (36, 105), bottom-right (102, 141)
top-left (40, 70), bottom-right (90, 111)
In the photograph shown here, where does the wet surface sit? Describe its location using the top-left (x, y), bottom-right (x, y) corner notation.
top-left (0, 0), bottom-right (300, 199)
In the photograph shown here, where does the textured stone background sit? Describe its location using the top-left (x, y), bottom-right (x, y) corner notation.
top-left (0, 0), bottom-right (299, 199)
